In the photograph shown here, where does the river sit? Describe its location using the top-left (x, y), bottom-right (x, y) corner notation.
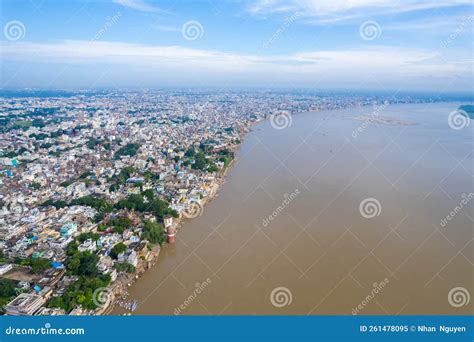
top-left (112, 102), bottom-right (473, 315)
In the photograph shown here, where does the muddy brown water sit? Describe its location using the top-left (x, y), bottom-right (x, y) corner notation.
top-left (112, 102), bottom-right (473, 315)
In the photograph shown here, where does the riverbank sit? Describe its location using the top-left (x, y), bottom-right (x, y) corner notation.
top-left (106, 136), bottom-right (242, 315)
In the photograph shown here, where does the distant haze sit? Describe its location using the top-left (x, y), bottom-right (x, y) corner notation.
top-left (0, 0), bottom-right (472, 92)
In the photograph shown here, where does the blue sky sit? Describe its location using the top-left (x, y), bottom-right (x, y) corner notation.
top-left (0, 0), bottom-right (472, 92)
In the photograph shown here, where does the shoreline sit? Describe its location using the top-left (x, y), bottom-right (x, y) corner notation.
top-left (106, 134), bottom-right (242, 315)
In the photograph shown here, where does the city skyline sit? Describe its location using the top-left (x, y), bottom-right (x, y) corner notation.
top-left (1, 0), bottom-right (473, 92)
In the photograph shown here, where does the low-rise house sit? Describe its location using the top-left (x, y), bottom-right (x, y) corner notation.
top-left (38, 268), bottom-right (66, 288)
top-left (118, 250), bottom-right (138, 267)
top-left (77, 239), bottom-right (96, 253)
top-left (5, 293), bottom-right (46, 316)
top-left (49, 236), bottom-right (73, 249)
top-left (0, 263), bottom-right (13, 275)
top-left (0, 224), bottom-right (29, 242)
top-left (60, 222), bottom-right (77, 238)
top-left (35, 307), bottom-right (66, 316)
top-left (69, 306), bottom-right (95, 316)
top-left (9, 245), bottom-right (35, 259)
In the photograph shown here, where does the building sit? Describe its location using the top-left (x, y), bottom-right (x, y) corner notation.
top-left (0, 225), bottom-right (29, 242)
top-left (163, 215), bottom-right (173, 228)
top-left (118, 250), bottom-right (138, 267)
top-left (60, 222), bottom-right (77, 238)
top-left (77, 239), bottom-right (97, 253)
top-left (35, 307), bottom-right (66, 315)
top-left (0, 263), bottom-right (13, 275)
top-left (5, 293), bottom-right (46, 316)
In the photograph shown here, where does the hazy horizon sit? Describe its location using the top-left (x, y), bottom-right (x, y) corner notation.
top-left (1, 0), bottom-right (473, 92)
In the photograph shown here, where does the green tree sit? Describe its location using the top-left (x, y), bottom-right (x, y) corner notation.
top-left (66, 241), bottom-right (79, 257)
top-left (77, 232), bottom-right (100, 243)
top-left (0, 279), bottom-right (16, 298)
top-left (114, 262), bottom-right (135, 273)
top-left (30, 182), bottom-right (41, 190)
top-left (66, 252), bottom-right (99, 277)
top-left (47, 274), bottom-right (111, 313)
top-left (142, 189), bottom-right (154, 201)
top-left (31, 258), bottom-right (51, 274)
top-left (110, 243), bottom-right (127, 259)
top-left (185, 147), bottom-right (195, 157)
top-left (207, 163), bottom-right (219, 173)
top-left (192, 152), bottom-right (207, 170)
top-left (114, 143), bottom-right (141, 159)
top-left (108, 217), bottom-right (132, 234)
top-left (67, 257), bottom-right (81, 275)
top-left (142, 220), bottom-right (167, 245)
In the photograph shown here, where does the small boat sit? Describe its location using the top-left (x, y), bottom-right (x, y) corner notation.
top-left (130, 300), bottom-right (138, 312)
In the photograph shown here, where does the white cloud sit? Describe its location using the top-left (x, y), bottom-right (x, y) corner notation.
top-left (151, 24), bottom-right (181, 32)
top-left (113, 0), bottom-right (164, 13)
top-left (1, 40), bottom-right (470, 90)
top-left (384, 14), bottom-right (474, 31)
top-left (248, 0), bottom-right (472, 23)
